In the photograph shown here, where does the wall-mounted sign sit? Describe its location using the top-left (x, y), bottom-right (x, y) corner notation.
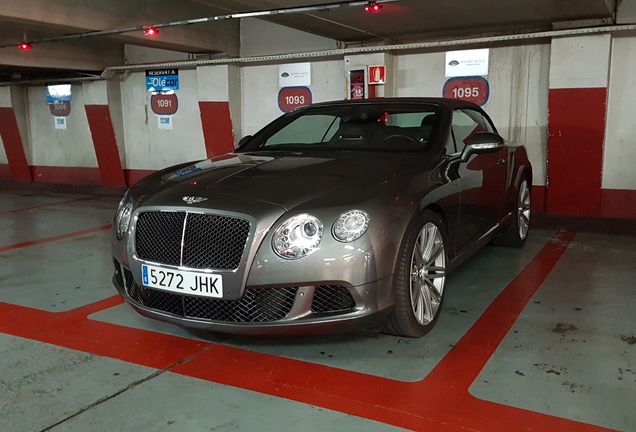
top-left (158, 116), bottom-right (173, 130)
top-left (151, 93), bottom-right (178, 115)
top-left (46, 84), bottom-right (72, 102)
top-left (445, 49), bottom-right (489, 77)
top-left (54, 117), bottom-right (67, 130)
top-left (443, 76), bottom-right (490, 106)
top-left (278, 87), bottom-right (312, 112)
top-left (49, 101), bottom-right (71, 116)
top-left (279, 63), bottom-right (311, 87)
top-left (368, 65), bottom-right (386, 84)
top-left (146, 69), bottom-right (179, 92)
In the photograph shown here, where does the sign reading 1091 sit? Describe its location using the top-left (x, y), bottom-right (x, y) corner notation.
top-left (146, 69), bottom-right (180, 92)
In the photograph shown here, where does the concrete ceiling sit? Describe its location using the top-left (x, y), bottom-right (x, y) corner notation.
top-left (0, 0), bottom-right (617, 83)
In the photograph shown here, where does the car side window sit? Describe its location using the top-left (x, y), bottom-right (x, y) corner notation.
top-left (451, 109), bottom-right (492, 150)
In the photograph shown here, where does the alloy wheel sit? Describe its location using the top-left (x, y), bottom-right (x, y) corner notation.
top-left (518, 180), bottom-right (531, 240)
top-left (410, 222), bottom-right (446, 325)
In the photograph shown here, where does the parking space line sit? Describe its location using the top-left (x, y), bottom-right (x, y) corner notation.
top-left (0, 225), bottom-right (111, 253)
top-left (0, 196), bottom-right (103, 215)
top-left (0, 231), bottom-right (620, 432)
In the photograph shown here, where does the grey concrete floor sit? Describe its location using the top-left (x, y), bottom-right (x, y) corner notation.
top-left (0, 188), bottom-right (634, 432)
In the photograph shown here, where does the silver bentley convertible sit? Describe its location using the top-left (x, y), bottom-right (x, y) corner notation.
top-left (112, 98), bottom-right (532, 337)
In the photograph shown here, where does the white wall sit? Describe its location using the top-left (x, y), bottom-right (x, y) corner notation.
top-left (240, 60), bottom-right (345, 137)
top-left (27, 85), bottom-right (97, 168)
top-left (604, 34), bottom-right (636, 189)
top-left (395, 43), bottom-right (550, 185)
top-left (120, 69), bottom-right (208, 170)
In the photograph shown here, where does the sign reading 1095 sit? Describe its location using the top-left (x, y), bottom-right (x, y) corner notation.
top-left (443, 76), bottom-right (489, 106)
top-left (146, 68), bottom-right (180, 92)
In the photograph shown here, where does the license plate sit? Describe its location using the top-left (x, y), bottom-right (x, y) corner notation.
top-left (141, 264), bottom-right (223, 298)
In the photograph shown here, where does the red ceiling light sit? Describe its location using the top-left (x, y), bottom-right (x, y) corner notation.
top-left (18, 42), bottom-right (33, 50)
top-left (364, 1), bottom-right (382, 12)
top-left (144, 27), bottom-right (159, 36)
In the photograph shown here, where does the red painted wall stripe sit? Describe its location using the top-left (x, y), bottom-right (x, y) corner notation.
top-left (531, 185), bottom-right (546, 214)
top-left (0, 107), bottom-right (31, 182)
top-left (601, 188), bottom-right (636, 219)
top-left (85, 105), bottom-right (126, 187)
top-left (125, 168), bottom-right (155, 186)
top-left (546, 87), bottom-right (607, 217)
top-left (0, 163), bottom-right (10, 181)
top-left (199, 101), bottom-right (235, 158)
top-left (30, 165), bottom-right (102, 185)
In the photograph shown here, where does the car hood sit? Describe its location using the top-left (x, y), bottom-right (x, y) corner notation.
top-left (132, 152), bottom-right (422, 211)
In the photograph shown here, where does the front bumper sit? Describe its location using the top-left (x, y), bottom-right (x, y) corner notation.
top-left (113, 258), bottom-right (394, 335)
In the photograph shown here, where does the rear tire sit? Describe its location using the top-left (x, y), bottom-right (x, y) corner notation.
top-left (493, 177), bottom-right (531, 247)
top-left (383, 211), bottom-right (447, 338)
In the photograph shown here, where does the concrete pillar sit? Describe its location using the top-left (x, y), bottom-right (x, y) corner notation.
top-left (546, 34), bottom-right (611, 217)
top-left (83, 80), bottom-right (126, 187)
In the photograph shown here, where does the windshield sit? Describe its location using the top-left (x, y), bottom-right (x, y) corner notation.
top-left (238, 104), bottom-right (442, 152)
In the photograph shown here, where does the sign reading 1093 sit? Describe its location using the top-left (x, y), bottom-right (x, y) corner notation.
top-left (146, 69), bottom-right (180, 92)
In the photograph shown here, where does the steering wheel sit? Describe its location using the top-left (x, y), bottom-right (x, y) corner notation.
top-left (381, 134), bottom-right (420, 148)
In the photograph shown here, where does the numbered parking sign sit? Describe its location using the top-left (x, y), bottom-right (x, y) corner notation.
top-left (151, 94), bottom-right (178, 115)
top-left (443, 76), bottom-right (489, 106)
top-left (278, 87), bottom-right (312, 112)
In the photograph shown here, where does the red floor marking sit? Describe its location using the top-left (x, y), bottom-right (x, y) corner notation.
top-left (0, 196), bottom-right (103, 215)
top-left (0, 225), bottom-right (112, 253)
top-left (0, 231), bottom-right (620, 432)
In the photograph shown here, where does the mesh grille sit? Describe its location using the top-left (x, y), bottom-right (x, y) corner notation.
top-left (122, 269), bottom-right (296, 323)
top-left (311, 285), bottom-right (356, 313)
top-left (135, 211), bottom-right (250, 270)
top-left (135, 212), bottom-right (185, 266)
top-left (147, 288), bottom-right (184, 315)
top-left (123, 268), bottom-right (143, 303)
top-left (182, 213), bottom-right (251, 269)
top-left (183, 287), bottom-right (297, 322)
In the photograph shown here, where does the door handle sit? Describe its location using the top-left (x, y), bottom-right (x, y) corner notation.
top-left (497, 158), bottom-right (506, 166)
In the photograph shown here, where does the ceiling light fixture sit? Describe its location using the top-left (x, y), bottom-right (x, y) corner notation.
top-left (365, 1), bottom-right (383, 12)
top-left (143, 27), bottom-right (159, 36)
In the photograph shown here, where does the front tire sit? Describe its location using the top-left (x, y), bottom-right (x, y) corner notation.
top-left (384, 211), bottom-right (447, 338)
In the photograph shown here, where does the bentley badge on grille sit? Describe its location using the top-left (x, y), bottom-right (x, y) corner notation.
top-left (182, 196), bottom-right (208, 204)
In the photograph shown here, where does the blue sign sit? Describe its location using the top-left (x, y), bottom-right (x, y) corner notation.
top-left (146, 68), bottom-right (180, 92)
top-left (46, 84), bottom-right (72, 102)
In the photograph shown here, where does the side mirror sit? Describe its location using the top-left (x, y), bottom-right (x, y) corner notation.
top-left (237, 135), bottom-right (253, 148)
top-left (460, 132), bottom-right (505, 162)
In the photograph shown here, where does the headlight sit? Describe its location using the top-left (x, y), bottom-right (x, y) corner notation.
top-left (272, 214), bottom-right (323, 259)
top-left (115, 201), bottom-right (133, 240)
top-left (332, 210), bottom-right (370, 242)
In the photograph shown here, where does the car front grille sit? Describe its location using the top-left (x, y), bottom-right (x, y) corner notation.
top-left (135, 211), bottom-right (250, 270)
top-left (118, 267), bottom-right (357, 323)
